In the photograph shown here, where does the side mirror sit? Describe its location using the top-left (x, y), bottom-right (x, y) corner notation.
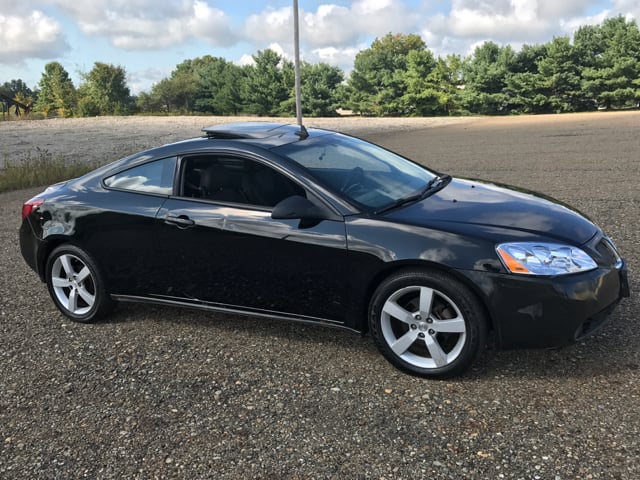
top-left (271, 195), bottom-right (327, 221)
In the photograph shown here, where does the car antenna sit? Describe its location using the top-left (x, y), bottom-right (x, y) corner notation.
top-left (293, 0), bottom-right (308, 140)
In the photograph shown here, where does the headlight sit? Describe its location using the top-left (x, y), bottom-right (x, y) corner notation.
top-left (496, 242), bottom-right (597, 276)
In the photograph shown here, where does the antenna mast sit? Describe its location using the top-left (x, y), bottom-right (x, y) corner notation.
top-left (293, 0), bottom-right (303, 127)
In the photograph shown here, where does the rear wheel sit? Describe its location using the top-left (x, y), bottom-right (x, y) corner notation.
top-left (46, 245), bottom-right (113, 322)
top-left (369, 269), bottom-right (487, 379)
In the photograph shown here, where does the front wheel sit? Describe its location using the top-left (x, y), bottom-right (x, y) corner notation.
top-left (369, 269), bottom-right (487, 379)
top-left (46, 244), bottom-right (113, 322)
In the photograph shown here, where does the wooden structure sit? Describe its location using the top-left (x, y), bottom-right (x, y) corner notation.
top-left (0, 92), bottom-right (30, 119)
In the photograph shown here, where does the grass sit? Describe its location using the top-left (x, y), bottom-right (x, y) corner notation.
top-left (0, 148), bottom-right (99, 193)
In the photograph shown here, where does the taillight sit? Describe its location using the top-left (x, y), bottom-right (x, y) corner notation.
top-left (22, 198), bottom-right (44, 220)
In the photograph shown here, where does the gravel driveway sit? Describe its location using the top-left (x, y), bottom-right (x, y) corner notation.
top-left (1, 112), bottom-right (638, 479)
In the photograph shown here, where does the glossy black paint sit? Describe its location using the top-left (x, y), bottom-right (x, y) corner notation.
top-left (20, 123), bottom-right (629, 350)
top-left (154, 198), bottom-right (348, 320)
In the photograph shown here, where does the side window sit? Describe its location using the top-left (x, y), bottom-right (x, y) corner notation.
top-left (181, 155), bottom-right (305, 208)
top-left (104, 157), bottom-right (176, 194)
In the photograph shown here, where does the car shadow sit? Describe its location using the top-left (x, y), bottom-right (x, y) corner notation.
top-left (467, 307), bottom-right (638, 381)
top-left (100, 301), bottom-right (377, 355)
top-left (98, 300), bottom-right (638, 381)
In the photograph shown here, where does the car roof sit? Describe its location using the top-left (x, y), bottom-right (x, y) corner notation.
top-left (73, 122), bottom-right (337, 188)
top-left (201, 122), bottom-right (332, 148)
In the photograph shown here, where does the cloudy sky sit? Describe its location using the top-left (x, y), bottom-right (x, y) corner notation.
top-left (1, 0), bottom-right (639, 94)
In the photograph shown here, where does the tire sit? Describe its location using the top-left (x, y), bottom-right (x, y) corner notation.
top-left (369, 269), bottom-right (487, 379)
top-left (45, 244), bottom-right (113, 323)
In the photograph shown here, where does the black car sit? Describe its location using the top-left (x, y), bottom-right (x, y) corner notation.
top-left (19, 122), bottom-right (630, 378)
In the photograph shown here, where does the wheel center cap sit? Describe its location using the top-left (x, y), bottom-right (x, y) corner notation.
top-left (417, 322), bottom-right (429, 332)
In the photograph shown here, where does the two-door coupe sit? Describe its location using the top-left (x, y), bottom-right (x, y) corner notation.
top-left (20, 122), bottom-right (630, 378)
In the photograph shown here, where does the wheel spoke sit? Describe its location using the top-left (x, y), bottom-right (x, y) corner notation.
top-left (433, 316), bottom-right (466, 333)
top-left (382, 300), bottom-right (414, 324)
top-left (52, 277), bottom-right (72, 288)
top-left (419, 287), bottom-right (434, 316)
top-left (59, 254), bottom-right (75, 276)
top-left (76, 266), bottom-right (91, 283)
top-left (68, 288), bottom-right (79, 313)
top-left (390, 329), bottom-right (419, 355)
top-left (425, 335), bottom-right (448, 367)
top-left (76, 286), bottom-right (95, 307)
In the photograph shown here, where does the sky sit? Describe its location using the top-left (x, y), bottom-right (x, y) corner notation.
top-left (1, 0), bottom-right (639, 95)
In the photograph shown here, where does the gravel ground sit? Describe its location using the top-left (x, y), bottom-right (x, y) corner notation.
top-left (1, 112), bottom-right (638, 479)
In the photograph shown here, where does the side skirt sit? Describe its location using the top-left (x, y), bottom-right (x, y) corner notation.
top-left (111, 294), bottom-right (362, 334)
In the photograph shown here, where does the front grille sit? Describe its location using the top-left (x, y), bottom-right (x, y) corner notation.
top-left (596, 237), bottom-right (622, 267)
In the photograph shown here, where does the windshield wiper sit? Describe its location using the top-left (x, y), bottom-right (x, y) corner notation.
top-left (374, 174), bottom-right (451, 215)
top-left (421, 174), bottom-right (450, 194)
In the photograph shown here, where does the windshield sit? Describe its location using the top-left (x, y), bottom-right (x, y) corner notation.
top-left (274, 133), bottom-right (436, 210)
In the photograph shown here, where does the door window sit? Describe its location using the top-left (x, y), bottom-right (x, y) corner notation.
top-left (181, 155), bottom-right (305, 207)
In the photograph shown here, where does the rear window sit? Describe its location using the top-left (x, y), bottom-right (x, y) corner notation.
top-left (104, 157), bottom-right (176, 194)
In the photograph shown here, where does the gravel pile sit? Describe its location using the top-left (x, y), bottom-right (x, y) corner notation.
top-left (1, 113), bottom-right (638, 479)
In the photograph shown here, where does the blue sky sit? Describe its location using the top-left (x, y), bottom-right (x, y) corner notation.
top-left (1, 0), bottom-right (637, 94)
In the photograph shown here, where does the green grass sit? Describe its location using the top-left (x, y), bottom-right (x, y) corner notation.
top-left (0, 148), bottom-right (98, 193)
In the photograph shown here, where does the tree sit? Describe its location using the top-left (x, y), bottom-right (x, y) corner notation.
top-left (280, 62), bottom-right (344, 116)
top-left (35, 62), bottom-right (76, 117)
top-left (1, 79), bottom-right (36, 113)
top-left (140, 60), bottom-right (199, 113)
top-left (400, 49), bottom-right (451, 116)
top-left (460, 42), bottom-right (514, 114)
top-left (504, 44), bottom-right (549, 113)
top-left (167, 59), bottom-right (200, 112)
top-left (77, 62), bottom-right (131, 116)
top-left (135, 91), bottom-right (158, 113)
top-left (192, 56), bottom-right (244, 115)
top-left (536, 37), bottom-right (584, 112)
top-left (243, 49), bottom-right (292, 116)
top-left (577, 16), bottom-right (640, 109)
top-left (1, 79), bottom-right (34, 99)
top-left (347, 33), bottom-right (426, 115)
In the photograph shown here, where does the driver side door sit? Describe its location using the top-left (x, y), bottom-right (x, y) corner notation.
top-left (154, 153), bottom-right (349, 324)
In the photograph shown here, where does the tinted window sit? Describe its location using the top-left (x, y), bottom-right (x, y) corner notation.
top-left (105, 157), bottom-right (176, 194)
top-left (180, 155), bottom-right (305, 208)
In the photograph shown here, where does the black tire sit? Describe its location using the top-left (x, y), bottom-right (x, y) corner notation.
top-left (45, 244), bottom-right (113, 323)
top-left (369, 269), bottom-right (487, 379)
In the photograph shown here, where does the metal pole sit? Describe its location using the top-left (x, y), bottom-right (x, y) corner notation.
top-left (293, 0), bottom-right (303, 126)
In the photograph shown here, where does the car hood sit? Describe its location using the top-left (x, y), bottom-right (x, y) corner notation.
top-left (384, 178), bottom-right (598, 244)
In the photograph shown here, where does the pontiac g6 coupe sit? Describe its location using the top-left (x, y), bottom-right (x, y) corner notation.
top-left (20, 123), bottom-right (630, 378)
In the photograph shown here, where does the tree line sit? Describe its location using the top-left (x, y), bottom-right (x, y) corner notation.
top-left (2, 16), bottom-right (639, 118)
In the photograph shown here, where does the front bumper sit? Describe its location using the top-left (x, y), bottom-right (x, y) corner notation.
top-left (459, 260), bottom-right (630, 350)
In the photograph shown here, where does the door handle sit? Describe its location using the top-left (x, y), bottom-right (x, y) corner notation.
top-left (165, 215), bottom-right (195, 228)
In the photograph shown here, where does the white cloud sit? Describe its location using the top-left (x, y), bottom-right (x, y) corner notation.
top-left (267, 42), bottom-right (288, 59)
top-left (240, 0), bottom-right (419, 73)
top-left (611, 0), bottom-right (640, 20)
top-left (4, 0), bottom-right (640, 85)
top-left (243, 6), bottom-right (294, 47)
top-left (234, 43), bottom-right (289, 68)
top-left (236, 54), bottom-right (255, 67)
top-left (50, 0), bottom-right (237, 50)
top-left (421, 0), bottom-right (625, 57)
top-left (446, 0), bottom-right (549, 41)
top-left (560, 10), bottom-right (612, 35)
top-left (0, 10), bottom-right (69, 64)
top-left (244, 0), bottom-right (418, 50)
